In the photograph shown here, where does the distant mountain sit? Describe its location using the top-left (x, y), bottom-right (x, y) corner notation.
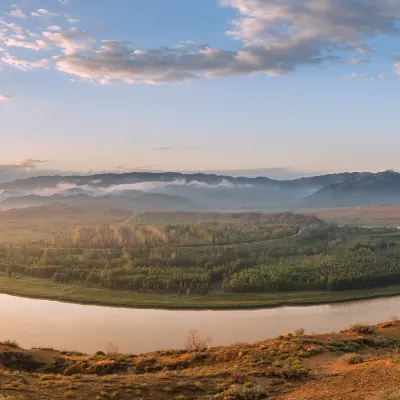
top-left (1, 170), bottom-right (394, 211)
top-left (300, 171), bottom-right (400, 207)
top-left (0, 190), bottom-right (25, 201)
top-left (285, 172), bottom-right (364, 188)
top-left (0, 172), bottom-right (278, 191)
top-left (0, 191), bottom-right (195, 212)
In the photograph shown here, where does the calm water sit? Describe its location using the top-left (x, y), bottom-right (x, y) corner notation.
top-left (1, 294), bottom-right (400, 354)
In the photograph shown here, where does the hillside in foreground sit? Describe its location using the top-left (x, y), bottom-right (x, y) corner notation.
top-left (1, 320), bottom-right (400, 399)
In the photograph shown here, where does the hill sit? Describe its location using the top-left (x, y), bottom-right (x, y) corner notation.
top-left (300, 170), bottom-right (400, 207)
top-left (5, 170), bottom-right (400, 211)
top-left (1, 320), bottom-right (400, 399)
top-left (0, 170), bottom-right (366, 212)
top-left (0, 191), bottom-right (195, 212)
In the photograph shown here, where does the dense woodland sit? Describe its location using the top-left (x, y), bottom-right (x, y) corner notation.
top-left (1, 222), bottom-right (400, 296)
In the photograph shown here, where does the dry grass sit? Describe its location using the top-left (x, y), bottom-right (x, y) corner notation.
top-left (0, 321), bottom-right (400, 399)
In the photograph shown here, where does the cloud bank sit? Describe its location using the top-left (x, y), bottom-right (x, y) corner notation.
top-left (0, 0), bottom-right (400, 86)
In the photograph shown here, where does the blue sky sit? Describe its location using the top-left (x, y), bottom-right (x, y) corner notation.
top-left (1, 0), bottom-right (400, 179)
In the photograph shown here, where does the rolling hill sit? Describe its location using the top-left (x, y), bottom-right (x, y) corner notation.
top-left (300, 171), bottom-right (400, 207)
top-left (2, 170), bottom-right (400, 211)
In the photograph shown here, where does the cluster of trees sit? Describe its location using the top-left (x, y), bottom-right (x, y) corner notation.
top-left (164, 223), bottom-right (299, 246)
top-left (55, 222), bottom-right (300, 249)
top-left (1, 224), bottom-right (400, 295)
top-left (221, 255), bottom-right (400, 293)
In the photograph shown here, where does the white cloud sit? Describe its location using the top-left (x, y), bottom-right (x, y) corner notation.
top-left (32, 9), bottom-right (59, 17)
top-left (8, 10), bottom-right (26, 19)
top-left (67, 18), bottom-right (79, 24)
top-left (2, 0), bottom-right (400, 85)
top-left (346, 71), bottom-right (390, 81)
top-left (5, 38), bottom-right (48, 51)
top-left (47, 25), bottom-right (62, 31)
top-left (0, 94), bottom-right (11, 101)
top-left (347, 58), bottom-right (368, 65)
top-left (1, 54), bottom-right (48, 71)
top-left (42, 29), bottom-right (94, 54)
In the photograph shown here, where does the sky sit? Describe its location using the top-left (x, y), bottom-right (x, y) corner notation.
top-left (1, 0), bottom-right (400, 181)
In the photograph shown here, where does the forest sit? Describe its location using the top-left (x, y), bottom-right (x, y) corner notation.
top-left (1, 221), bottom-right (400, 297)
top-left (56, 221), bottom-right (300, 248)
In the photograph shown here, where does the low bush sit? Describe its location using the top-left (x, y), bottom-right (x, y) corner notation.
top-left (349, 324), bottom-right (376, 334)
top-left (339, 353), bottom-right (364, 365)
top-left (0, 340), bottom-right (19, 348)
top-left (295, 328), bottom-right (305, 336)
top-left (380, 316), bottom-right (398, 328)
top-left (0, 351), bottom-right (44, 371)
top-left (218, 384), bottom-right (267, 399)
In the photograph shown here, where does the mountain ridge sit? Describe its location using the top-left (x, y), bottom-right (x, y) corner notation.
top-left (1, 170), bottom-right (399, 211)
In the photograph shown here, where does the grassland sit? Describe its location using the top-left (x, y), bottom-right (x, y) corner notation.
top-left (304, 205), bottom-right (400, 226)
top-left (1, 320), bottom-right (400, 399)
top-left (2, 276), bottom-right (400, 310)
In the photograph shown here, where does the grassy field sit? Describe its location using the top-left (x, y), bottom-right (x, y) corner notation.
top-left (1, 275), bottom-right (400, 309)
top-left (304, 205), bottom-right (400, 226)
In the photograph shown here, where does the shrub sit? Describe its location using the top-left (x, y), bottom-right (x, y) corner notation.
top-left (339, 353), bottom-right (364, 365)
top-left (381, 316), bottom-right (398, 328)
top-left (349, 324), bottom-right (376, 334)
top-left (185, 329), bottom-right (212, 350)
top-left (0, 351), bottom-right (44, 371)
top-left (218, 384), bottom-right (266, 399)
top-left (96, 391), bottom-right (120, 400)
top-left (294, 328), bottom-right (305, 336)
top-left (0, 340), bottom-right (19, 348)
top-left (105, 343), bottom-right (119, 357)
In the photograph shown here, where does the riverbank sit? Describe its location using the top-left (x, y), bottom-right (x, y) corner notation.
top-left (1, 275), bottom-right (400, 309)
top-left (1, 320), bottom-right (400, 400)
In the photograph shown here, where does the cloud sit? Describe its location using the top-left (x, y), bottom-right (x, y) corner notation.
top-left (346, 72), bottom-right (390, 80)
top-left (7, 10), bottom-right (26, 19)
top-left (2, 0), bottom-right (400, 85)
top-left (0, 94), bottom-right (11, 101)
top-left (47, 25), bottom-right (62, 31)
top-left (1, 54), bottom-right (49, 71)
top-left (14, 158), bottom-right (53, 167)
top-left (43, 0), bottom-right (400, 84)
top-left (153, 146), bottom-right (201, 151)
top-left (347, 58), bottom-right (369, 65)
top-left (0, 159), bottom-right (53, 182)
top-left (31, 9), bottom-right (59, 18)
top-left (5, 38), bottom-right (48, 51)
top-left (42, 29), bottom-right (94, 54)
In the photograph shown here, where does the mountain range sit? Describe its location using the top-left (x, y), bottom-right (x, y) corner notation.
top-left (0, 170), bottom-right (399, 211)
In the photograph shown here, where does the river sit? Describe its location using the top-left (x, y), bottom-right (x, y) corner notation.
top-left (1, 294), bottom-right (399, 354)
